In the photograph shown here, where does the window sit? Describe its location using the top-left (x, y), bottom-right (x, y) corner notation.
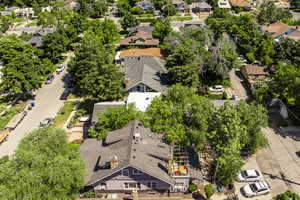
top-left (124, 182), bottom-right (141, 189)
top-left (152, 182), bottom-right (156, 189)
top-left (100, 183), bottom-right (106, 190)
top-left (147, 182), bottom-right (151, 188)
top-left (137, 85), bottom-right (141, 91)
top-left (132, 169), bottom-right (143, 175)
top-left (122, 169), bottom-right (129, 176)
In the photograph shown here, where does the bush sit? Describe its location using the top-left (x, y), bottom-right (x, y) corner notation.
top-left (275, 191), bottom-right (300, 200)
top-left (188, 184), bottom-right (198, 193)
top-left (204, 184), bottom-right (215, 199)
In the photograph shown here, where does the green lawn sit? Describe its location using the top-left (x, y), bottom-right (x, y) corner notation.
top-left (170, 16), bottom-right (193, 21)
top-left (53, 101), bottom-right (77, 128)
top-left (0, 102), bottom-right (26, 130)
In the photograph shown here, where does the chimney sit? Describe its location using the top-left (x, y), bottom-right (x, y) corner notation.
top-left (110, 155), bottom-right (118, 169)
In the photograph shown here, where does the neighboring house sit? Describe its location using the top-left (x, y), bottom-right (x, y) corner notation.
top-left (115, 48), bottom-right (164, 63)
top-left (172, 0), bottom-right (189, 13)
top-left (241, 64), bottom-right (269, 89)
top-left (0, 11), bottom-right (12, 16)
top-left (218, 0), bottom-right (231, 8)
top-left (135, 0), bottom-right (155, 10)
top-left (190, 1), bottom-right (212, 13)
top-left (57, 0), bottom-right (80, 10)
top-left (261, 21), bottom-right (300, 41)
top-left (80, 120), bottom-right (202, 194)
top-left (120, 31), bottom-right (159, 48)
top-left (3, 7), bottom-right (35, 18)
top-left (184, 21), bottom-right (203, 28)
top-left (123, 56), bottom-right (168, 93)
top-left (128, 26), bottom-right (154, 36)
top-left (6, 25), bottom-right (40, 36)
top-left (229, 0), bottom-right (252, 10)
top-left (127, 92), bottom-right (161, 112)
top-left (27, 27), bottom-right (56, 47)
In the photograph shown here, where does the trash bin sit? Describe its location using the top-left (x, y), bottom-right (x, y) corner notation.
top-left (30, 101), bottom-right (36, 107)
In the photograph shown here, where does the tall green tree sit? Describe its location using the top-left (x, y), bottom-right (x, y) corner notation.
top-left (145, 84), bottom-right (214, 150)
top-left (68, 34), bottom-right (125, 101)
top-left (257, 0), bottom-right (292, 25)
top-left (120, 12), bottom-right (139, 31)
top-left (41, 31), bottom-right (70, 63)
top-left (89, 104), bottom-right (138, 139)
top-left (151, 18), bottom-right (172, 42)
top-left (0, 36), bottom-right (53, 95)
top-left (0, 127), bottom-right (85, 200)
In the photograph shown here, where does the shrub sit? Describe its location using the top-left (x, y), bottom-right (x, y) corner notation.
top-left (204, 184), bottom-right (215, 199)
top-left (188, 184), bottom-right (198, 193)
top-left (275, 191), bottom-right (300, 200)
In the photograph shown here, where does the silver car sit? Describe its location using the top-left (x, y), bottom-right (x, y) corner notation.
top-left (237, 169), bottom-right (262, 182)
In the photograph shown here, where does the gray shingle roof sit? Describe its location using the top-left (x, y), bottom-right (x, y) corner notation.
top-left (80, 120), bottom-right (175, 186)
top-left (123, 56), bottom-right (168, 92)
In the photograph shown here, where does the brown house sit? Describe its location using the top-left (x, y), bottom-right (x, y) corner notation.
top-left (119, 48), bottom-right (164, 60)
top-left (261, 21), bottom-right (300, 41)
top-left (241, 64), bottom-right (269, 89)
top-left (229, 0), bottom-right (252, 10)
top-left (120, 31), bottom-right (159, 48)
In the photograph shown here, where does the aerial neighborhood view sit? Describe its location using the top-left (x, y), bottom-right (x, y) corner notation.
top-left (0, 0), bottom-right (300, 199)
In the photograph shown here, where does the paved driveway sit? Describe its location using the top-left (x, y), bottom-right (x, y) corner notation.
top-left (256, 127), bottom-right (300, 196)
top-left (0, 53), bottom-right (73, 157)
top-left (234, 156), bottom-right (272, 200)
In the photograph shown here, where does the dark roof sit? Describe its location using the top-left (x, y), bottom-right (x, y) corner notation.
top-left (33, 27), bottom-right (56, 36)
top-left (123, 56), bottom-right (168, 92)
top-left (128, 26), bottom-right (154, 35)
top-left (135, 0), bottom-right (154, 10)
top-left (80, 120), bottom-right (175, 186)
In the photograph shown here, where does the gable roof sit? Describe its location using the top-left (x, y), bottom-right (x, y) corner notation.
top-left (243, 64), bottom-right (269, 76)
top-left (229, 0), bottom-right (251, 7)
top-left (123, 56), bottom-right (168, 92)
top-left (120, 31), bottom-right (159, 46)
top-left (80, 120), bottom-right (175, 186)
top-left (262, 21), bottom-right (300, 40)
top-left (190, 1), bottom-right (212, 9)
top-left (120, 48), bottom-right (164, 59)
top-left (128, 26), bottom-right (154, 35)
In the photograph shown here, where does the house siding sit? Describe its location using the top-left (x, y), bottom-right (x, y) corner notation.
top-left (93, 166), bottom-right (172, 192)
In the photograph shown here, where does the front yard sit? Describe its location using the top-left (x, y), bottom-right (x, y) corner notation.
top-left (53, 101), bottom-right (77, 128)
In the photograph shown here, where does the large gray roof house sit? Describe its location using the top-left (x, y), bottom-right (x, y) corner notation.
top-left (80, 120), bottom-right (202, 194)
top-left (123, 56), bottom-right (168, 93)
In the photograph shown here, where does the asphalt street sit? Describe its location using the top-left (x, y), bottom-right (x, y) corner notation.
top-left (0, 53), bottom-right (73, 157)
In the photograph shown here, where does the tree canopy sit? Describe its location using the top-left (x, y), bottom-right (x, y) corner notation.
top-left (68, 20), bottom-right (124, 101)
top-left (0, 127), bottom-right (85, 200)
top-left (0, 36), bottom-right (53, 95)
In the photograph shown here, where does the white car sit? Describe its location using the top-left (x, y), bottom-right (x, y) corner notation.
top-left (237, 169), bottom-right (262, 182)
top-left (56, 65), bottom-right (65, 74)
top-left (208, 85), bottom-right (225, 92)
top-left (242, 181), bottom-right (270, 197)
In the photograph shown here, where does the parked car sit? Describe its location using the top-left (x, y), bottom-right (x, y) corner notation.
top-left (237, 169), bottom-right (262, 182)
top-left (56, 64), bottom-right (65, 74)
top-left (208, 85), bottom-right (225, 92)
top-left (242, 181), bottom-right (270, 197)
top-left (60, 90), bottom-right (70, 100)
top-left (39, 118), bottom-right (53, 127)
top-left (45, 75), bottom-right (54, 84)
